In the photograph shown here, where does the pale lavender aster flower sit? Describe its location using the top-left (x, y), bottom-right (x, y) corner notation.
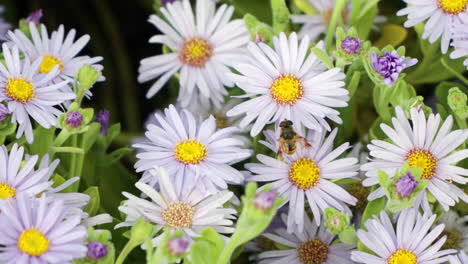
top-left (168, 237), bottom-right (190, 255)
top-left (395, 172), bottom-right (417, 198)
top-left (87, 241), bottom-right (108, 260)
top-left (0, 103), bottom-right (9, 121)
top-left (96, 109), bottom-right (110, 136)
top-left (66, 111), bottom-right (83, 128)
top-left (0, 195), bottom-right (87, 263)
top-left (254, 189), bottom-right (277, 211)
top-left (341, 37), bottom-right (361, 55)
top-left (370, 51), bottom-right (417, 87)
top-left (26, 9), bottom-right (43, 25)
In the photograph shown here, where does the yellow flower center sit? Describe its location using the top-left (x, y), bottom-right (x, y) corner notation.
top-left (39, 55), bottom-right (64, 74)
top-left (289, 158), bottom-right (320, 190)
top-left (161, 202), bottom-right (195, 228)
top-left (387, 249), bottom-right (417, 264)
top-left (438, 0), bottom-right (467, 14)
top-left (17, 228), bottom-right (50, 256)
top-left (174, 140), bottom-right (207, 164)
top-left (297, 238), bottom-right (329, 264)
top-left (0, 183), bottom-right (15, 200)
top-left (179, 38), bottom-right (212, 67)
top-left (405, 149), bottom-right (437, 180)
top-left (270, 74), bottom-right (304, 105)
top-left (5, 78), bottom-right (35, 103)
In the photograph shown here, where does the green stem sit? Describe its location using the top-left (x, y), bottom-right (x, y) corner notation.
top-left (115, 240), bottom-right (138, 264)
top-left (53, 130), bottom-right (70, 147)
top-left (440, 57), bottom-right (468, 86)
top-left (325, 0), bottom-right (346, 52)
top-left (0, 135), bottom-right (5, 145)
top-left (74, 136), bottom-right (86, 179)
top-left (216, 236), bottom-right (240, 264)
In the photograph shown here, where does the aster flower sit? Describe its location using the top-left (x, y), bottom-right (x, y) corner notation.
top-left (351, 209), bottom-right (457, 263)
top-left (134, 104), bottom-right (250, 195)
top-left (361, 106), bottom-right (468, 211)
top-left (246, 127), bottom-right (358, 232)
top-left (0, 103), bottom-right (10, 121)
top-left (0, 44), bottom-right (75, 143)
top-left (397, 0), bottom-right (468, 53)
top-left (0, 195), bottom-right (87, 263)
top-left (370, 50), bottom-right (417, 87)
top-left (26, 9), bottom-right (43, 25)
top-left (450, 251), bottom-right (468, 264)
top-left (0, 6), bottom-right (10, 41)
top-left (437, 211), bottom-right (468, 253)
top-left (8, 22), bottom-right (104, 94)
top-left (257, 213), bottom-right (354, 264)
top-left (117, 166), bottom-right (236, 245)
top-left (450, 21), bottom-right (468, 69)
top-left (227, 32), bottom-right (350, 136)
top-left (138, 0), bottom-right (249, 107)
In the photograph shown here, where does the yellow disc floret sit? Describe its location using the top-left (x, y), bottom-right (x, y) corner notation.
top-left (438, 0), bottom-right (467, 14)
top-left (5, 78), bottom-right (35, 103)
top-left (270, 74), bottom-right (304, 105)
top-left (297, 238), bottom-right (329, 264)
top-left (17, 228), bottom-right (50, 256)
top-left (161, 202), bottom-right (195, 228)
top-left (174, 140), bottom-right (207, 164)
top-left (39, 55), bottom-right (64, 74)
top-left (179, 38), bottom-right (213, 67)
top-left (405, 149), bottom-right (438, 180)
top-left (387, 249), bottom-right (417, 264)
top-left (289, 158), bottom-right (320, 190)
top-left (0, 183), bottom-right (15, 200)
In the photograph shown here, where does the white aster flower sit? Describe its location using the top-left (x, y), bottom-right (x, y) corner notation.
top-left (227, 32), bottom-right (349, 136)
top-left (450, 251), bottom-right (468, 264)
top-left (0, 195), bottom-right (87, 263)
top-left (0, 6), bottom-right (10, 41)
top-left (117, 167), bottom-right (236, 245)
top-left (397, 0), bottom-right (468, 53)
top-left (8, 22), bottom-right (103, 95)
top-left (139, 0), bottom-right (249, 107)
top-left (352, 209), bottom-right (457, 263)
top-left (361, 106), bottom-right (468, 211)
top-left (438, 211), bottom-right (468, 253)
top-left (134, 104), bottom-right (251, 196)
top-left (0, 44), bottom-right (75, 143)
top-left (450, 21), bottom-right (468, 68)
top-left (246, 127), bottom-right (358, 232)
top-left (257, 213), bottom-right (354, 264)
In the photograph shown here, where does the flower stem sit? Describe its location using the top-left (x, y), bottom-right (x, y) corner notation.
top-left (115, 240), bottom-right (138, 264)
top-left (440, 57), bottom-right (468, 86)
top-left (216, 237), bottom-right (239, 264)
top-left (325, 0), bottom-right (346, 52)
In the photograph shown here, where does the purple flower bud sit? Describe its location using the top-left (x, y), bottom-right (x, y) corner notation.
top-left (395, 172), bottom-right (418, 198)
top-left (0, 104), bottom-right (10, 122)
top-left (341, 37), bottom-right (361, 55)
top-left (65, 111), bottom-right (83, 128)
top-left (161, 0), bottom-right (176, 6)
top-left (26, 9), bottom-right (43, 25)
top-left (87, 241), bottom-right (108, 260)
top-left (254, 189), bottom-right (277, 211)
top-left (96, 110), bottom-right (110, 136)
top-left (168, 237), bottom-right (189, 256)
top-left (371, 51), bottom-right (417, 87)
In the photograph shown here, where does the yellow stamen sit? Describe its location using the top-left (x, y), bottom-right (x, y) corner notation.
top-left (0, 183), bottom-right (15, 200)
top-left (17, 228), bottom-right (50, 256)
top-left (289, 158), bottom-right (320, 190)
top-left (297, 238), bottom-right (329, 264)
top-left (405, 149), bottom-right (437, 180)
top-left (179, 38), bottom-right (212, 67)
top-left (270, 74), bottom-right (304, 105)
top-left (174, 140), bottom-right (207, 164)
top-left (39, 55), bottom-right (64, 74)
top-left (5, 78), bottom-right (35, 103)
top-left (387, 249), bottom-right (417, 264)
top-left (438, 0), bottom-right (467, 14)
top-left (161, 202), bottom-right (195, 228)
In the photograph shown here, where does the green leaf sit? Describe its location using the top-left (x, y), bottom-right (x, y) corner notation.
top-left (83, 123), bottom-right (101, 153)
top-left (30, 126), bottom-right (55, 156)
top-left (375, 24), bottom-right (408, 50)
top-left (104, 147), bottom-right (133, 165)
top-left (191, 241), bottom-right (215, 264)
top-left (84, 186), bottom-right (100, 216)
top-left (311, 47), bottom-right (334, 69)
top-left (271, 0), bottom-right (291, 35)
top-left (50, 146), bottom-right (85, 154)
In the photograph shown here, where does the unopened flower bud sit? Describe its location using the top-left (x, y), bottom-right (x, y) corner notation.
top-left (87, 241), bottom-right (108, 260)
top-left (77, 65), bottom-right (101, 92)
top-left (26, 9), bottom-right (43, 25)
top-left (341, 37), bottom-right (361, 55)
top-left (96, 110), bottom-right (110, 136)
top-left (395, 172), bottom-right (417, 198)
top-left (65, 111), bottom-right (83, 128)
top-left (168, 237), bottom-right (189, 256)
top-left (254, 189), bottom-right (277, 211)
top-left (448, 87), bottom-right (467, 111)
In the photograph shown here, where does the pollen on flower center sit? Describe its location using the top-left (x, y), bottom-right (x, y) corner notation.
top-left (174, 140), bottom-right (207, 164)
top-left (438, 0), bottom-right (467, 14)
top-left (289, 158), bottom-right (320, 189)
top-left (0, 183), bottom-right (15, 200)
top-left (17, 228), bottom-right (50, 256)
top-left (270, 74), bottom-right (304, 105)
top-left (39, 55), bottom-right (64, 74)
top-left (297, 238), bottom-right (329, 264)
top-left (161, 202), bottom-right (195, 228)
top-left (179, 38), bottom-right (213, 67)
top-left (405, 149), bottom-right (438, 180)
top-left (387, 249), bottom-right (417, 264)
top-left (5, 78), bottom-right (35, 103)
